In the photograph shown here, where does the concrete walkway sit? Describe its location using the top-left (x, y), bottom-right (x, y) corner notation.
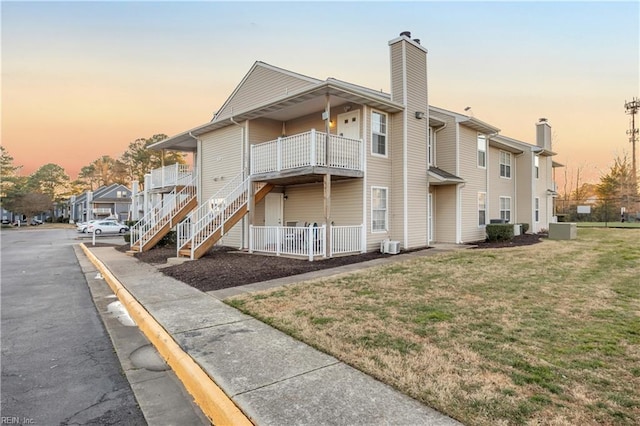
top-left (82, 245), bottom-right (465, 425)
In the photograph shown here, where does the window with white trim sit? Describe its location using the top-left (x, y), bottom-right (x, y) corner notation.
top-left (500, 151), bottom-right (512, 178)
top-left (535, 197), bottom-right (540, 222)
top-left (371, 111), bottom-right (387, 156)
top-left (499, 196), bottom-right (511, 223)
top-left (478, 192), bottom-right (486, 226)
top-left (371, 187), bottom-right (388, 232)
top-left (534, 156), bottom-right (539, 179)
top-left (477, 134), bottom-right (486, 168)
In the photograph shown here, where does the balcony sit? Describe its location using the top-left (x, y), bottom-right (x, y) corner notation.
top-left (250, 130), bottom-right (363, 184)
top-left (149, 164), bottom-right (194, 190)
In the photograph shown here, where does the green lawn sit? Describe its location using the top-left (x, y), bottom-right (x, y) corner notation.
top-left (575, 222), bottom-right (640, 228)
top-left (228, 228), bottom-right (640, 425)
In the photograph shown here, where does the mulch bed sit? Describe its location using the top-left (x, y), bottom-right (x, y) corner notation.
top-left (111, 233), bottom-right (544, 293)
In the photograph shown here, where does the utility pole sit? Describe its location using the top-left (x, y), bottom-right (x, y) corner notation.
top-left (625, 97), bottom-right (639, 190)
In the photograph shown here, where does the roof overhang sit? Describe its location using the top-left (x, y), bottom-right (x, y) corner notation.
top-left (537, 148), bottom-right (557, 157)
top-left (489, 139), bottom-right (525, 155)
top-left (149, 81), bottom-right (404, 151)
top-left (428, 166), bottom-right (465, 185)
top-left (552, 160), bottom-right (565, 168)
top-left (459, 117), bottom-right (500, 134)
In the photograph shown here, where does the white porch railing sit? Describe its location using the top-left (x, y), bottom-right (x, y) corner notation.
top-left (130, 175), bottom-right (197, 251)
top-left (250, 130), bottom-right (363, 175)
top-left (177, 172), bottom-right (249, 259)
top-left (330, 224), bottom-right (365, 256)
top-left (249, 224), bottom-right (364, 261)
top-left (150, 163), bottom-right (193, 189)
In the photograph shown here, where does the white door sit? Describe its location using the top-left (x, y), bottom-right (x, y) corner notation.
top-left (337, 110), bottom-right (360, 139)
top-left (265, 193), bottom-right (283, 226)
top-left (428, 193), bottom-right (434, 243)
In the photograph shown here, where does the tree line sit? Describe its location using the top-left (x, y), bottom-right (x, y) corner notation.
top-left (1, 134), bottom-right (186, 222)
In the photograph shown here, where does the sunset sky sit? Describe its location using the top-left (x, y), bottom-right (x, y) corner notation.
top-left (2, 1), bottom-right (639, 186)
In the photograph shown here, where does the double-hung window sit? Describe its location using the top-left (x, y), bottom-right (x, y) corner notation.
top-left (500, 151), bottom-right (511, 178)
top-left (535, 197), bottom-right (540, 222)
top-left (477, 134), bottom-right (486, 168)
top-left (371, 187), bottom-right (388, 232)
top-left (534, 156), bottom-right (539, 179)
top-left (372, 111), bottom-right (387, 156)
top-left (499, 196), bottom-right (511, 223)
top-left (478, 192), bottom-right (486, 226)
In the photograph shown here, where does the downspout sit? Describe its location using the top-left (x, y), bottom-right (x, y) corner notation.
top-left (229, 117), bottom-right (246, 249)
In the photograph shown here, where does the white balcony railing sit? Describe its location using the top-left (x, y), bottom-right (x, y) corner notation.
top-left (249, 224), bottom-right (364, 261)
top-left (250, 130), bottom-right (363, 175)
top-left (150, 164), bottom-right (193, 190)
top-left (92, 208), bottom-right (112, 215)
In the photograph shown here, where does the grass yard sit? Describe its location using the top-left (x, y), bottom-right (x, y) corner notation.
top-left (227, 228), bottom-right (640, 425)
top-left (576, 222), bottom-right (640, 229)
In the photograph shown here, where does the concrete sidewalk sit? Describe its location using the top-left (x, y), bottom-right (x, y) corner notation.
top-left (82, 245), bottom-right (464, 425)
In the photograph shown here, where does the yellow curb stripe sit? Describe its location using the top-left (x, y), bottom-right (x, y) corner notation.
top-left (80, 243), bottom-right (253, 426)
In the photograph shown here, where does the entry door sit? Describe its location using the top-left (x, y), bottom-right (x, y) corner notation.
top-left (265, 193), bottom-right (283, 226)
top-left (337, 110), bottom-right (361, 139)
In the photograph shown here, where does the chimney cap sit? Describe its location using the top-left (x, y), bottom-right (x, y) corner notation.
top-left (413, 39), bottom-right (421, 44)
top-left (400, 31), bottom-right (411, 38)
top-left (538, 117), bottom-right (548, 123)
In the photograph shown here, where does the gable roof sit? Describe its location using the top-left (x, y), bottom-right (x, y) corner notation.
top-left (213, 62), bottom-right (322, 122)
top-left (150, 76), bottom-right (404, 151)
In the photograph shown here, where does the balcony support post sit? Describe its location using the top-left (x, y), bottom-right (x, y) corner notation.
top-left (310, 129), bottom-right (316, 166)
top-left (324, 173), bottom-right (331, 258)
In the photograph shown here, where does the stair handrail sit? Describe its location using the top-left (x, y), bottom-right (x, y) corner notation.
top-left (177, 172), bottom-right (252, 259)
top-left (130, 175), bottom-right (197, 251)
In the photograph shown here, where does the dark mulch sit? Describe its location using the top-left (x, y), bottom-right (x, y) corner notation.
top-left (471, 232), bottom-right (545, 249)
top-left (110, 233), bottom-right (543, 293)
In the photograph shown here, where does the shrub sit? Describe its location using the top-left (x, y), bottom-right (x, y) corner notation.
top-left (486, 224), bottom-right (514, 242)
top-left (519, 223), bottom-right (530, 234)
top-left (157, 230), bottom-right (176, 247)
top-left (125, 220), bottom-right (137, 227)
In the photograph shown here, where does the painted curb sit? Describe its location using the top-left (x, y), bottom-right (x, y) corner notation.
top-left (80, 243), bottom-right (253, 426)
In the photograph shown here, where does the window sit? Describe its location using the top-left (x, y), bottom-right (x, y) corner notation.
top-left (478, 192), bottom-right (486, 226)
top-left (428, 127), bottom-right (435, 166)
top-left (534, 156), bottom-right (539, 179)
top-left (499, 196), bottom-right (511, 223)
top-left (372, 111), bottom-right (387, 156)
top-left (535, 197), bottom-right (540, 222)
top-left (477, 134), bottom-right (486, 168)
top-left (500, 151), bottom-right (511, 178)
top-left (371, 187), bottom-right (388, 232)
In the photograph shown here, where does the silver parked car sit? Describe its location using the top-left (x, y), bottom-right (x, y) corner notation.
top-left (87, 220), bottom-right (129, 235)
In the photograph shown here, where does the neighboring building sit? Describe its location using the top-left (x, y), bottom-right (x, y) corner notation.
top-left (69, 184), bottom-right (132, 223)
top-left (132, 31), bottom-right (559, 259)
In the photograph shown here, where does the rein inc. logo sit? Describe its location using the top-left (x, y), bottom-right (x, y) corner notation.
top-left (1, 417), bottom-right (35, 424)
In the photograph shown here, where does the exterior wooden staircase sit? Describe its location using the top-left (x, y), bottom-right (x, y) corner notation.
top-left (129, 176), bottom-right (197, 253)
top-left (177, 175), bottom-right (273, 260)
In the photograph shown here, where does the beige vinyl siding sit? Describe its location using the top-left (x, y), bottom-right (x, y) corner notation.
top-left (216, 65), bottom-right (316, 121)
top-left (434, 186), bottom-right (456, 243)
top-left (248, 118), bottom-right (283, 146)
top-left (459, 126), bottom-right (487, 242)
top-left (534, 155), bottom-right (553, 232)
top-left (487, 145), bottom-right (516, 222)
top-left (365, 109), bottom-right (393, 251)
top-left (516, 151), bottom-right (534, 229)
top-left (389, 41), bottom-right (405, 104)
top-left (285, 111), bottom-right (328, 136)
top-left (404, 42), bottom-right (428, 248)
top-left (429, 111), bottom-right (457, 173)
top-left (282, 180), bottom-right (363, 227)
top-left (200, 125), bottom-right (244, 247)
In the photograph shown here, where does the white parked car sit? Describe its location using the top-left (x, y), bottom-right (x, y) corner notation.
top-left (87, 220), bottom-right (129, 235)
top-left (77, 220), bottom-right (99, 233)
